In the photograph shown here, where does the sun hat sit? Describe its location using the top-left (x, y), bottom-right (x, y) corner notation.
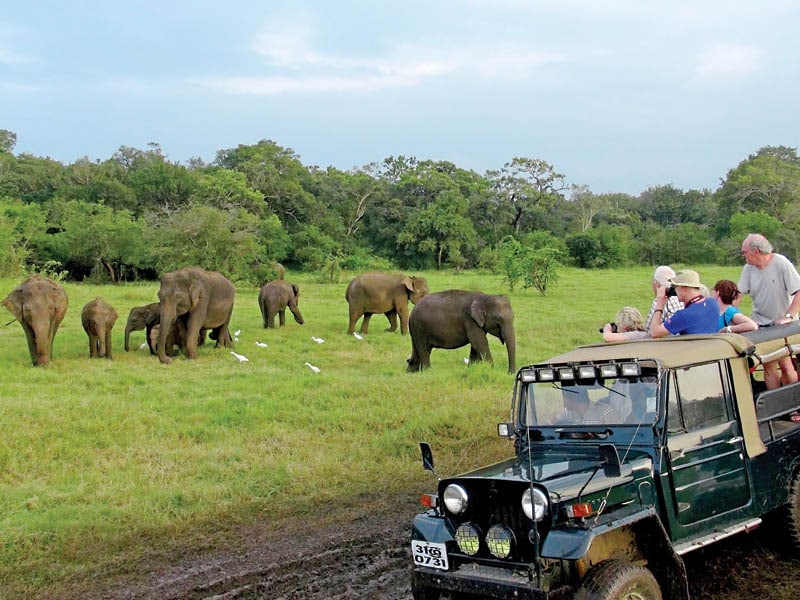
top-left (669, 269), bottom-right (703, 289)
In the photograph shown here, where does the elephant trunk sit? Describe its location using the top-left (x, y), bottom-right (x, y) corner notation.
top-left (32, 319), bottom-right (53, 367)
top-left (124, 324), bottom-right (133, 352)
top-left (290, 303), bottom-right (304, 325)
top-left (502, 326), bottom-right (516, 374)
top-left (158, 304), bottom-right (176, 364)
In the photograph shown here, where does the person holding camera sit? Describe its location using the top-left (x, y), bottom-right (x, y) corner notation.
top-left (601, 306), bottom-right (647, 342)
top-left (649, 270), bottom-right (719, 337)
top-left (643, 266), bottom-right (684, 332)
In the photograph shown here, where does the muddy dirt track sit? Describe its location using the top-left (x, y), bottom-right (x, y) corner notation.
top-left (76, 494), bottom-right (799, 600)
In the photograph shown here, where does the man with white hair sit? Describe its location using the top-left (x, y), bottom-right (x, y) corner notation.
top-left (738, 233), bottom-right (800, 389)
top-left (643, 265), bottom-right (684, 332)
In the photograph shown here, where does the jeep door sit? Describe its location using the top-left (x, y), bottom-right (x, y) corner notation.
top-left (662, 360), bottom-right (752, 535)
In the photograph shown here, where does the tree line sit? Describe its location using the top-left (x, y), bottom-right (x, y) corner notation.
top-left (1, 128), bottom-right (798, 286)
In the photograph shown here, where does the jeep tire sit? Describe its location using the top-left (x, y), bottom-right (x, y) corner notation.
top-left (784, 469), bottom-right (800, 555)
top-left (574, 559), bottom-right (662, 600)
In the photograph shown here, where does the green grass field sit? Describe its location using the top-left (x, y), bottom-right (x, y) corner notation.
top-left (0, 266), bottom-right (749, 597)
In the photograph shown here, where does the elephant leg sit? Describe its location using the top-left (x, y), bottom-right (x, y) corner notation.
top-left (385, 310), bottom-right (398, 332)
top-left (105, 329), bottom-right (113, 360)
top-left (348, 309), bottom-right (362, 335)
top-left (398, 307), bottom-right (410, 335)
top-left (361, 313), bottom-right (373, 334)
top-left (467, 328), bottom-right (493, 364)
top-left (184, 315), bottom-right (203, 359)
top-left (266, 310), bottom-right (276, 328)
top-left (279, 309), bottom-right (286, 327)
top-left (146, 323), bottom-right (158, 354)
top-left (407, 339), bottom-right (424, 372)
top-left (20, 322), bottom-right (38, 364)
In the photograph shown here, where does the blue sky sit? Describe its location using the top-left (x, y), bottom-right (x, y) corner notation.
top-left (2, 0), bottom-right (799, 194)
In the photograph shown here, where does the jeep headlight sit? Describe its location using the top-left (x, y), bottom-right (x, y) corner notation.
top-left (522, 487), bottom-right (548, 521)
top-left (443, 484), bottom-right (469, 515)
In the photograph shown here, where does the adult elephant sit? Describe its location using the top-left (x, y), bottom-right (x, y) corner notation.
top-left (345, 273), bottom-right (429, 335)
top-left (81, 297), bottom-right (118, 359)
top-left (1, 275), bottom-right (68, 366)
top-left (156, 267), bottom-right (235, 364)
top-left (259, 280), bottom-right (304, 328)
top-left (124, 302), bottom-right (161, 353)
top-left (407, 290), bottom-right (516, 374)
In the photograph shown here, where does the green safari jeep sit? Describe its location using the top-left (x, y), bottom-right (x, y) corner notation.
top-left (411, 322), bottom-right (800, 599)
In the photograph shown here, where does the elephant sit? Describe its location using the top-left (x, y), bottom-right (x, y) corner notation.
top-left (124, 302), bottom-right (161, 352)
top-left (81, 297), bottom-right (118, 359)
top-left (259, 280), bottom-right (304, 328)
top-left (156, 267), bottom-right (235, 364)
top-left (406, 290), bottom-right (516, 374)
top-left (345, 273), bottom-right (429, 335)
top-left (1, 275), bottom-right (69, 366)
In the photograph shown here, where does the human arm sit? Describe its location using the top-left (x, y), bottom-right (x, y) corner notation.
top-left (775, 289), bottom-right (800, 325)
top-left (648, 286), bottom-right (670, 338)
top-left (722, 311), bottom-right (759, 333)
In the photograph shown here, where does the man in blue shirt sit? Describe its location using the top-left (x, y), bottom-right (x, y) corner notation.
top-left (649, 270), bottom-right (719, 337)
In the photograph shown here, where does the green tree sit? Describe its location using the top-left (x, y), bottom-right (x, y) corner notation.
top-left (146, 205), bottom-right (262, 280)
top-left (397, 189), bottom-right (477, 269)
top-left (486, 157), bottom-right (567, 234)
top-left (497, 236), bottom-right (561, 295)
top-left (0, 130), bottom-right (17, 154)
top-left (716, 146), bottom-right (800, 234)
top-left (43, 200), bottom-right (149, 281)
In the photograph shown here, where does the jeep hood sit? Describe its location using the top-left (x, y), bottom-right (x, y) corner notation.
top-left (457, 448), bottom-right (653, 500)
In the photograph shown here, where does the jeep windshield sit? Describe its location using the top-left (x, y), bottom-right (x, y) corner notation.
top-left (515, 361), bottom-right (660, 428)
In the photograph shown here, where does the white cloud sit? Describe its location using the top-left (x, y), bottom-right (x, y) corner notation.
top-left (694, 43), bottom-right (763, 82)
top-left (203, 23), bottom-right (564, 95)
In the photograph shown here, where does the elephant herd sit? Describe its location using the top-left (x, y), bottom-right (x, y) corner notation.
top-left (2, 268), bottom-right (516, 373)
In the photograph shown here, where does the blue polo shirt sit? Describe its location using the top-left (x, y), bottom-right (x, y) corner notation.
top-left (664, 297), bottom-right (719, 335)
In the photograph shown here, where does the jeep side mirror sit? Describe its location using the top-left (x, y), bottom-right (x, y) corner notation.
top-left (420, 442), bottom-right (435, 472)
top-left (599, 443), bottom-right (622, 478)
top-left (497, 423), bottom-right (514, 438)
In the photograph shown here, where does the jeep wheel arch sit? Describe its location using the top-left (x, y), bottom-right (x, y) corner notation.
top-left (574, 559), bottom-right (661, 600)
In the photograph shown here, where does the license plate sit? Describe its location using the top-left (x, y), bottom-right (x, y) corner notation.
top-left (412, 540), bottom-right (449, 570)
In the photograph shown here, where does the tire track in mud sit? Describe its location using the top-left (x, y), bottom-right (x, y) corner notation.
top-left (93, 496), bottom-right (799, 600)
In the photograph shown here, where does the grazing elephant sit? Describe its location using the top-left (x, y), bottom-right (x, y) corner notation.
top-left (1, 275), bottom-right (69, 366)
top-left (345, 273), bottom-right (429, 335)
top-left (124, 302), bottom-right (161, 352)
top-left (156, 267), bottom-right (235, 364)
top-left (259, 280), bottom-right (304, 328)
top-left (81, 297), bottom-right (118, 359)
top-left (407, 290), bottom-right (516, 374)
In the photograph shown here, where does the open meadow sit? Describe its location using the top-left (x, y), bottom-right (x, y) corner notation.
top-left (0, 266), bottom-right (749, 598)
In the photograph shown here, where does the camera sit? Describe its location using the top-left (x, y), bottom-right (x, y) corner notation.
top-left (666, 285), bottom-right (678, 297)
top-left (599, 322), bottom-right (618, 333)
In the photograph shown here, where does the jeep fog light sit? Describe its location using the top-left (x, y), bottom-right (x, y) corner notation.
top-left (522, 487), bottom-right (548, 521)
top-left (443, 484), bottom-right (469, 515)
top-left (455, 523), bottom-right (481, 556)
top-left (486, 524), bottom-right (515, 559)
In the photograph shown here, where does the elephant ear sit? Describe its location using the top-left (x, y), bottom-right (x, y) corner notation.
top-left (291, 284), bottom-right (300, 297)
top-left (188, 279), bottom-right (204, 305)
top-left (401, 277), bottom-right (414, 293)
top-left (469, 300), bottom-right (487, 329)
top-left (1, 294), bottom-right (22, 322)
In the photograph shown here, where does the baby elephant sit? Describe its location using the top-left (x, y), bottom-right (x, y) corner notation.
top-left (81, 297), bottom-right (118, 359)
top-left (407, 290), bottom-right (516, 373)
top-left (258, 280), bottom-right (304, 328)
top-left (124, 302), bottom-right (161, 353)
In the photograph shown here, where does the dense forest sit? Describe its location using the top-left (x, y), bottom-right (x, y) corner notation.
top-left (1, 128), bottom-right (798, 284)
